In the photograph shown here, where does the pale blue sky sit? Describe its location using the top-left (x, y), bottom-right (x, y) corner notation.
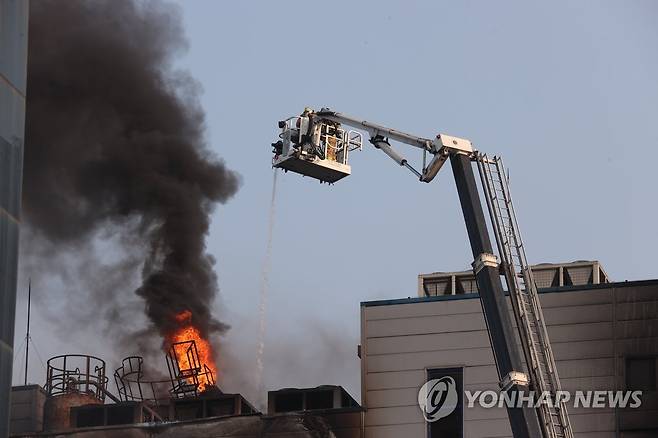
top-left (13, 0), bottom-right (658, 403)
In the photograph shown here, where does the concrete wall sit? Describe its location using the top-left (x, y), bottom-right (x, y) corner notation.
top-left (9, 386), bottom-right (46, 435)
top-left (360, 281), bottom-right (658, 438)
top-left (0, 1), bottom-right (29, 437)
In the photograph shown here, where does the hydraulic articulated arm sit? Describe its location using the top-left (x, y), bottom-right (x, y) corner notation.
top-left (315, 108), bottom-right (474, 183)
top-left (271, 108), bottom-right (573, 438)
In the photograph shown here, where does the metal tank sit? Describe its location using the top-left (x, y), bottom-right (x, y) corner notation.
top-left (43, 354), bottom-right (108, 431)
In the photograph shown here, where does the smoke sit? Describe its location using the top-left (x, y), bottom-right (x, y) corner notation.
top-left (23, 0), bottom-right (238, 352)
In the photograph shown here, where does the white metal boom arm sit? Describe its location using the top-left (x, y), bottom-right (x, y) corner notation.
top-left (315, 109), bottom-right (435, 150)
top-left (315, 108), bottom-right (474, 183)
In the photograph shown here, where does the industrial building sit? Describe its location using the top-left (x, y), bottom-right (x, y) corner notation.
top-left (9, 338), bottom-right (362, 437)
top-left (7, 260), bottom-right (656, 438)
top-left (361, 261), bottom-right (657, 437)
top-left (10, 377), bottom-right (362, 437)
top-left (0, 1), bottom-right (29, 436)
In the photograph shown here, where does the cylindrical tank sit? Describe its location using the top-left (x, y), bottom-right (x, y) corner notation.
top-left (43, 393), bottom-right (102, 431)
top-left (43, 354), bottom-right (108, 431)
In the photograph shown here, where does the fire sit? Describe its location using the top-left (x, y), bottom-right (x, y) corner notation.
top-left (169, 310), bottom-right (217, 390)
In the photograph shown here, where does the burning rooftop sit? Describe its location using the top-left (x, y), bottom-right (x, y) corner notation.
top-left (8, 273), bottom-right (364, 436)
top-left (9, 348), bottom-right (361, 438)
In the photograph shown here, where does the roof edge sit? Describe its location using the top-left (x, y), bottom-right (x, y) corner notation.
top-left (361, 278), bottom-right (658, 307)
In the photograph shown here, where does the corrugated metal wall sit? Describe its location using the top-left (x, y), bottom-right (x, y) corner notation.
top-left (0, 1), bottom-right (29, 436)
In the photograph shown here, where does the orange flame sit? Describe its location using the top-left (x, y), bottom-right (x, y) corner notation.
top-left (169, 310), bottom-right (217, 390)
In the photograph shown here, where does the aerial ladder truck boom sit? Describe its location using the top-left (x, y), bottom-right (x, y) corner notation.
top-left (271, 108), bottom-right (573, 438)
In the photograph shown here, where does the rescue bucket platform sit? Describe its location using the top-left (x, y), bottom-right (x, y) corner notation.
top-left (271, 109), bottom-right (362, 184)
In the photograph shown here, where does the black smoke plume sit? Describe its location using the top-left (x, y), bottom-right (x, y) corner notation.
top-left (23, 0), bottom-right (239, 344)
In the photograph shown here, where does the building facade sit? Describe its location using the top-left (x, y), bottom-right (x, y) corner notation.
top-left (361, 262), bottom-right (658, 438)
top-left (0, 1), bottom-right (29, 437)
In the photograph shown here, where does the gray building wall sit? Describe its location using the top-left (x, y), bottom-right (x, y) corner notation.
top-left (0, 1), bottom-right (29, 437)
top-left (9, 386), bottom-right (45, 435)
top-left (360, 281), bottom-right (658, 438)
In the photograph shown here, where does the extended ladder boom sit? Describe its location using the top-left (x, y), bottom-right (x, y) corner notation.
top-left (271, 107), bottom-right (574, 438)
top-left (477, 155), bottom-right (574, 438)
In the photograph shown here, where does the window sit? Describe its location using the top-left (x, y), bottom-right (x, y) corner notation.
top-left (426, 367), bottom-right (463, 438)
top-left (626, 357), bottom-right (657, 391)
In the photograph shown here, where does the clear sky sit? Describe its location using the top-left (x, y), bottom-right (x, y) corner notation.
top-left (12, 0), bottom-right (658, 404)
